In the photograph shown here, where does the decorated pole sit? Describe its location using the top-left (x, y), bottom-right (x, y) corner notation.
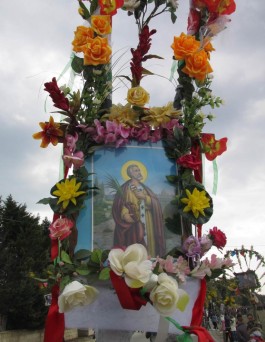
top-left (32, 0), bottom-right (237, 341)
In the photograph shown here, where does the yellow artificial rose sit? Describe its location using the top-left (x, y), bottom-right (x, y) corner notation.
top-left (142, 102), bottom-right (182, 127)
top-left (127, 86), bottom-right (150, 107)
top-left (72, 26), bottom-right (94, 53)
top-left (171, 32), bottom-right (200, 60)
top-left (91, 15), bottom-right (112, 35)
top-left (182, 49), bottom-right (213, 81)
top-left (83, 36), bottom-right (112, 66)
top-left (106, 103), bottom-right (139, 126)
top-left (58, 281), bottom-right (99, 313)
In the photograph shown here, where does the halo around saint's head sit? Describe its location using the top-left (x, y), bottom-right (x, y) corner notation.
top-left (121, 160), bottom-right (148, 182)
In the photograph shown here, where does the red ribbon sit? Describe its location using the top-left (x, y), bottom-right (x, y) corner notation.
top-left (182, 325), bottom-right (215, 342)
top-left (44, 284), bottom-right (65, 342)
top-left (191, 278), bottom-right (207, 326)
top-left (110, 270), bottom-right (148, 310)
top-left (45, 164), bottom-right (69, 340)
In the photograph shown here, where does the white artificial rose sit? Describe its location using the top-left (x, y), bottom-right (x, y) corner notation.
top-left (150, 273), bottom-right (189, 316)
top-left (144, 273), bottom-right (159, 292)
top-left (58, 280), bottom-right (99, 313)
top-left (124, 259), bottom-right (153, 288)
top-left (108, 248), bottom-right (124, 276)
top-left (108, 244), bottom-right (152, 288)
top-left (122, 243), bottom-right (148, 265)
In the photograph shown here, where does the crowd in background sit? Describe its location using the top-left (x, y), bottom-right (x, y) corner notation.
top-left (203, 307), bottom-right (264, 342)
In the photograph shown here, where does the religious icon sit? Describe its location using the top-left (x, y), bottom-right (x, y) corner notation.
top-left (76, 141), bottom-right (181, 257)
top-left (111, 161), bottom-right (166, 257)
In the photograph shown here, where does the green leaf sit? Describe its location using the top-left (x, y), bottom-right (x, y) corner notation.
top-left (90, 0), bottom-right (98, 15)
top-left (176, 289), bottom-right (189, 312)
top-left (170, 10), bottom-right (177, 24)
top-left (142, 54), bottom-right (164, 60)
top-left (176, 332), bottom-right (193, 342)
top-left (74, 249), bottom-right (91, 261)
top-left (99, 267), bottom-right (110, 280)
top-left (61, 250), bottom-right (73, 264)
top-left (117, 75), bottom-right (132, 83)
top-left (74, 166), bottom-right (91, 182)
top-left (71, 55), bottom-right (84, 74)
top-left (37, 198), bottom-right (52, 205)
top-left (91, 249), bottom-right (102, 264)
top-left (76, 268), bottom-right (91, 276)
top-left (78, 0), bottom-right (90, 19)
top-left (141, 68), bottom-right (154, 75)
top-left (60, 275), bottom-right (71, 291)
top-left (166, 175), bottom-right (179, 184)
top-left (32, 277), bottom-right (49, 283)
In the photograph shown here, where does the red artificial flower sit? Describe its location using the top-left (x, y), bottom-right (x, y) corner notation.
top-left (32, 116), bottom-right (64, 148)
top-left (192, 0), bottom-right (236, 15)
top-left (44, 77), bottom-right (69, 112)
top-left (201, 133), bottom-right (227, 161)
top-left (209, 226), bottom-right (227, 249)
top-left (99, 0), bottom-right (124, 16)
top-left (49, 217), bottom-right (74, 241)
top-left (187, 8), bottom-right (201, 35)
top-left (177, 153), bottom-right (202, 170)
top-left (130, 25), bottom-right (157, 86)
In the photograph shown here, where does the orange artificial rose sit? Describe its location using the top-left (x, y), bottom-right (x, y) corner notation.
top-left (182, 49), bottom-right (213, 81)
top-left (83, 36), bottom-right (112, 65)
top-left (204, 41), bottom-right (215, 59)
top-left (91, 15), bottom-right (112, 35)
top-left (171, 32), bottom-right (200, 60)
top-left (72, 26), bottom-right (94, 53)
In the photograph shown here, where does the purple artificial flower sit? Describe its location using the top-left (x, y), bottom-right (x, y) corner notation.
top-left (182, 235), bottom-right (201, 257)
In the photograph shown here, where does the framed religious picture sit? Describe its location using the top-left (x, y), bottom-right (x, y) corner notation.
top-left (235, 270), bottom-right (258, 290)
top-left (76, 140), bottom-right (182, 257)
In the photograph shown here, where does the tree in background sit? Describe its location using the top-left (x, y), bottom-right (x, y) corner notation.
top-left (0, 195), bottom-right (50, 330)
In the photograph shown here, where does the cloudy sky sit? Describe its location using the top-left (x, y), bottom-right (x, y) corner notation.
top-left (1, 1), bottom-right (264, 290)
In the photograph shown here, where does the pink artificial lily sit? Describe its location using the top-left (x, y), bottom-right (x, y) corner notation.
top-left (63, 148), bottom-right (84, 169)
top-left (65, 133), bottom-right (79, 152)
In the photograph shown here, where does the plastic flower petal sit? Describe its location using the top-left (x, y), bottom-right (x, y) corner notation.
top-left (108, 248), bottom-right (124, 276)
top-left (44, 77), bottom-right (70, 111)
top-left (171, 32), bottom-right (200, 60)
top-left (52, 178), bottom-right (86, 209)
top-left (58, 281), bottom-right (99, 313)
top-left (149, 273), bottom-right (189, 316)
top-left (32, 116), bottom-right (64, 148)
top-left (124, 259), bottom-right (153, 288)
top-left (181, 187), bottom-right (210, 218)
top-left (99, 0), bottom-right (124, 16)
top-left (108, 243), bottom-right (152, 288)
top-left (49, 217), bottom-right (74, 240)
top-left (122, 243), bottom-right (148, 265)
top-left (201, 133), bottom-right (228, 161)
top-left (91, 15), bottom-right (112, 35)
top-left (178, 185), bottom-right (213, 225)
top-left (72, 26), bottom-right (94, 53)
top-left (182, 49), bottom-right (213, 81)
top-left (209, 226), bottom-right (227, 249)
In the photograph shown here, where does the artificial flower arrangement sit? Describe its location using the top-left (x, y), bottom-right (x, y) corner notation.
top-left (32, 0), bottom-right (237, 340)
